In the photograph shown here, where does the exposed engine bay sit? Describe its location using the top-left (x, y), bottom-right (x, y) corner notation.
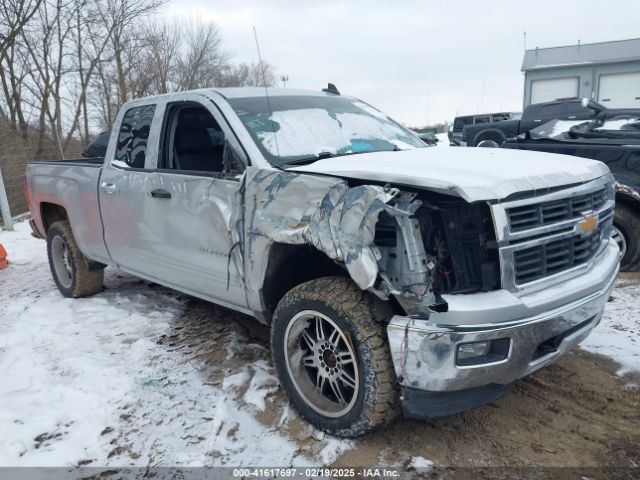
top-left (371, 189), bottom-right (500, 316)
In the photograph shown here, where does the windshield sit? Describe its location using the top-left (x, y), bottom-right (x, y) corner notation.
top-left (228, 95), bottom-right (425, 166)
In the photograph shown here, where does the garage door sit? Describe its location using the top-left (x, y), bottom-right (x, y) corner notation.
top-left (531, 77), bottom-right (579, 104)
top-left (598, 72), bottom-right (640, 108)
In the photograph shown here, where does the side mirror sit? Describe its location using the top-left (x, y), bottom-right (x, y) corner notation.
top-left (223, 140), bottom-right (245, 175)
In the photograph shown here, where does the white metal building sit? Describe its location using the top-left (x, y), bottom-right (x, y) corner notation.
top-left (522, 38), bottom-right (640, 108)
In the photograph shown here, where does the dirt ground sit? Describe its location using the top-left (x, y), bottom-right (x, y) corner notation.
top-left (163, 273), bottom-right (640, 470)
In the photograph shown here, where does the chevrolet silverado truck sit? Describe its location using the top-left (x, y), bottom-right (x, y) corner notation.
top-left (25, 87), bottom-right (620, 438)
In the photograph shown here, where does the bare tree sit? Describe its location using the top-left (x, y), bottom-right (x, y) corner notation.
top-left (175, 20), bottom-right (229, 90)
top-left (0, 0), bottom-right (43, 138)
top-left (218, 61), bottom-right (276, 88)
top-left (0, 0), bottom-right (43, 56)
top-left (1, 0), bottom-right (278, 151)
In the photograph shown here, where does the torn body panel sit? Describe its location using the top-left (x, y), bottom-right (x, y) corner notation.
top-left (615, 182), bottom-right (640, 203)
top-left (238, 167), bottom-right (435, 319)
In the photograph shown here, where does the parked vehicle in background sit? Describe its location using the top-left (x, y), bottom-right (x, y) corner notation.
top-left (448, 112), bottom-right (520, 146)
top-left (82, 131), bottom-right (110, 158)
top-left (417, 131), bottom-right (439, 146)
top-left (25, 87), bottom-right (620, 438)
top-left (462, 98), bottom-right (640, 147)
top-left (503, 116), bottom-right (640, 271)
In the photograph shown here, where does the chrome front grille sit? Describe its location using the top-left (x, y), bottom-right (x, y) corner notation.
top-left (492, 176), bottom-right (615, 294)
top-left (513, 225), bottom-right (604, 284)
top-left (507, 189), bottom-right (607, 232)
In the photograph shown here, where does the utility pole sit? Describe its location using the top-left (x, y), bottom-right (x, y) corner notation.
top-left (280, 74), bottom-right (289, 88)
top-left (0, 165), bottom-right (14, 231)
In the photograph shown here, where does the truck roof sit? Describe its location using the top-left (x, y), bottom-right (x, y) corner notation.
top-left (119, 87), bottom-right (345, 111)
top-left (212, 87), bottom-right (334, 99)
top-left (125, 87), bottom-right (338, 106)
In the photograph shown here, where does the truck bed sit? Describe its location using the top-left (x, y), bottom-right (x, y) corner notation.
top-left (26, 159), bottom-right (109, 263)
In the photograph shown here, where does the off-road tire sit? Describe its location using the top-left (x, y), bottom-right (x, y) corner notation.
top-left (614, 205), bottom-right (640, 271)
top-left (47, 220), bottom-right (104, 297)
top-left (271, 276), bottom-right (400, 438)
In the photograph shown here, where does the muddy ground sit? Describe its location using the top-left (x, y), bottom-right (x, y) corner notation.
top-left (161, 272), bottom-right (640, 470)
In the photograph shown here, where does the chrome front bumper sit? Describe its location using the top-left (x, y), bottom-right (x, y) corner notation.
top-left (387, 239), bottom-right (619, 394)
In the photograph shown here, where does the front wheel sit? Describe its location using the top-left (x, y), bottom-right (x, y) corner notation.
top-left (271, 277), bottom-right (399, 437)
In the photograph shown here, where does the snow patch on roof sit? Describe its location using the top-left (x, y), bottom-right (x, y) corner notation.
top-left (257, 108), bottom-right (418, 159)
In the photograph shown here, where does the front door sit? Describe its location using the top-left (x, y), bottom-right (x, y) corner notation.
top-left (99, 96), bottom-right (248, 309)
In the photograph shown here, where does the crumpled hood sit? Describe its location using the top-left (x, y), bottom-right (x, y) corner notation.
top-left (289, 147), bottom-right (610, 202)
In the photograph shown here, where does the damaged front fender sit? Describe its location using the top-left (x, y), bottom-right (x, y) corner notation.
top-left (242, 167), bottom-right (397, 288)
top-left (236, 167), bottom-right (434, 316)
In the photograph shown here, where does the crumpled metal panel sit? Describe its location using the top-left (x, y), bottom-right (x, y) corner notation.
top-left (241, 167), bottom-right (398, 304)
top-left (615, 182), bottom-right (640, 202)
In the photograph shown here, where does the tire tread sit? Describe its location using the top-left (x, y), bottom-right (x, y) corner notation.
top-left (47, 220), bottom-right (103, 297)
top-left (272, 276), bottom-right (400, 437)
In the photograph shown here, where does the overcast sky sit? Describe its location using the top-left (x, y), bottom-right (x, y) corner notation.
top-left (163, 0), bottom-right (639, 127)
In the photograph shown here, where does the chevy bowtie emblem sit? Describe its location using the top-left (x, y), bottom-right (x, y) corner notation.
top-left (576, 213), bottom-right (599, 236)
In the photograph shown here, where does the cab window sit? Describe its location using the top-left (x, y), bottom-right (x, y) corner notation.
top-left (113, 105), bottom-right (156, 169)
top-left (160, 103), bottom-right (245, 175)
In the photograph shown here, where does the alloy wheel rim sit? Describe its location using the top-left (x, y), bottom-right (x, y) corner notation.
top-left (284, 310), bottom-right (359, 417)
top-left (612, 225), bottom-right (627, 260)
top-left (52, 236), bottom-right (73, 288)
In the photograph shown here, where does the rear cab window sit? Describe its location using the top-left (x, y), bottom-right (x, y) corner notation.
top-left (453, 116), bottom-right (473, 131)
top-left (474, 116), bottom-right (491, 124)
top-left (538, 102), bottom-right (566, 117)
top-left (113, 105), bottom-right (156, 169)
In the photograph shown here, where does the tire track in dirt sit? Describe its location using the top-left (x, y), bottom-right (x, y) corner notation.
top-left (164, 274), bottom-right (640, 468)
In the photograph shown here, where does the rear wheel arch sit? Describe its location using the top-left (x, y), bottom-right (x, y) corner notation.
top-left (40, 202), bottom-right (69, 233)
top-left (474, 129), bottom-right (506, 147)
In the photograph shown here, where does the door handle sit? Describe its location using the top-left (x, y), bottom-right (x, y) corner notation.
top-left (567, 116), bottom-right (576, 119)
top-left (149, 189), bottom-right (172, 199)
top-left (100, 182), bottom-right (118, 194)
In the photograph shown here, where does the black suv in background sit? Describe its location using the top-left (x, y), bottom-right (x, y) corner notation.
top-left (448, 112), bottom-right (520, 145)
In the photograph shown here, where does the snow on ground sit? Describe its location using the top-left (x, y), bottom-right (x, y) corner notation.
top-left (1, 218), bottom-right (639, 467)
top-left (408, 455), bottom-right (433, 471)
top-left (435, 132), bottom-right (449, 146)
top-left (582, 283), bottom-right (640, 377)
top-left (0, 221), bottom-right (352, 467)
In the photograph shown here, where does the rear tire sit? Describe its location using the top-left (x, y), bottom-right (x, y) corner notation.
top-left (47, 221), bottom-right (104, 297)
top-left (614, 205), bottom-right (640, 271)
top-left (271, 277), bottom-right (399, 437)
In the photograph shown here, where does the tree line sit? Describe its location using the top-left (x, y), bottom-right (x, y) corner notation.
top-left (0, 0), bottom-right (275, 159)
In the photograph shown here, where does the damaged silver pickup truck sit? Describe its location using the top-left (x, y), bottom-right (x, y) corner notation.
top-left (25, 87), bottom-right (620, 437)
